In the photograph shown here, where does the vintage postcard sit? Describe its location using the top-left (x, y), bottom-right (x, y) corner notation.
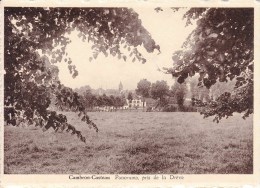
top-left (0, 0), bottom-right (259, 187)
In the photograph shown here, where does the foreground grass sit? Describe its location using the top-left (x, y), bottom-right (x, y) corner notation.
top-left (4, 112), bottom-right (253, 174)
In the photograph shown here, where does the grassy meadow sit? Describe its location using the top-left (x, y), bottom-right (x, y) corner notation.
top-left (4, 112), bottom-right (253, 174)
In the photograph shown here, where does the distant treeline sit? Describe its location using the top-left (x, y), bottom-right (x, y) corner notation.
top-left (65, 77), bottom-right (236, 112)
top-left (55, 87), bottom-right (126, 111)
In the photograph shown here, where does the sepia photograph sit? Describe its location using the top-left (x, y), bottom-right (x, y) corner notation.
top-left (3, 6), bottom-right (254, 175)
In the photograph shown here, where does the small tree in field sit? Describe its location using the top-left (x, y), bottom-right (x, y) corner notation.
top-left (127, 92), bottom-right (133, 104)
top-left (136, 79), bottom-right (151, 109)
top-left (171, 81), bottom-right (188, 111)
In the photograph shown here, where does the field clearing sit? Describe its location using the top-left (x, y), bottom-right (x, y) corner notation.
top-left (4, 112), bottom-right (253, 174)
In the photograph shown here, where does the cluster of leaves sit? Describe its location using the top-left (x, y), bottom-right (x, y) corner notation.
top-left (4, 7), bottom-right (159, 142)
top-left (166, 8), bottom-right (253, 120)
top-left (6, 7), bottom-right (159, 62)
top-left (54, 82), bottom-right (98, 131)
top-left (189, 76), bottom-right (210, 102)
top-left (210, 78), bottom-right (236, 100)
top-left (4, 70), bottom-right (97, 143)
top-left (192, 71), bottom-right (253, 122)
top-left (4, 106), bottom-right (87, 143)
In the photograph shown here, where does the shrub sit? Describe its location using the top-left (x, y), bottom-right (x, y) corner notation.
top-left (162, 105), bottom-right (177, 112)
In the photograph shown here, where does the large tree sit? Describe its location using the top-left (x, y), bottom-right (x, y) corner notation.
top-left (166, 8), bottom-right (253, 122)
top-left (114, 96), bottom-right (126, 109)
top-left (4, 7), bottom-right (160, 142)
top-left (136, 79), bottom-right (151, 98)
top-left (150, 80), bottom-right (169, 107)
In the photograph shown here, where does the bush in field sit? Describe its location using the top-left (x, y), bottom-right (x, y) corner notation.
top-left (162, 105), bottom-right (177, 112)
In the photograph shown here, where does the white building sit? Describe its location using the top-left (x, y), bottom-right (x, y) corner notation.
top-left (125, 97), bottom-right (146, 109)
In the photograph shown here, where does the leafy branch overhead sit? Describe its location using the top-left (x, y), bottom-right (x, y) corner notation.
top-left (6, 8), bottom-right (159, 65)
top-left (165, 8), bottom-right (253, 121)
top-left (4, 7), bottom-right (160, 142)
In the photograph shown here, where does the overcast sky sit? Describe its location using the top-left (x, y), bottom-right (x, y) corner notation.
top-left (56, 8), bottom-right (195, 90)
